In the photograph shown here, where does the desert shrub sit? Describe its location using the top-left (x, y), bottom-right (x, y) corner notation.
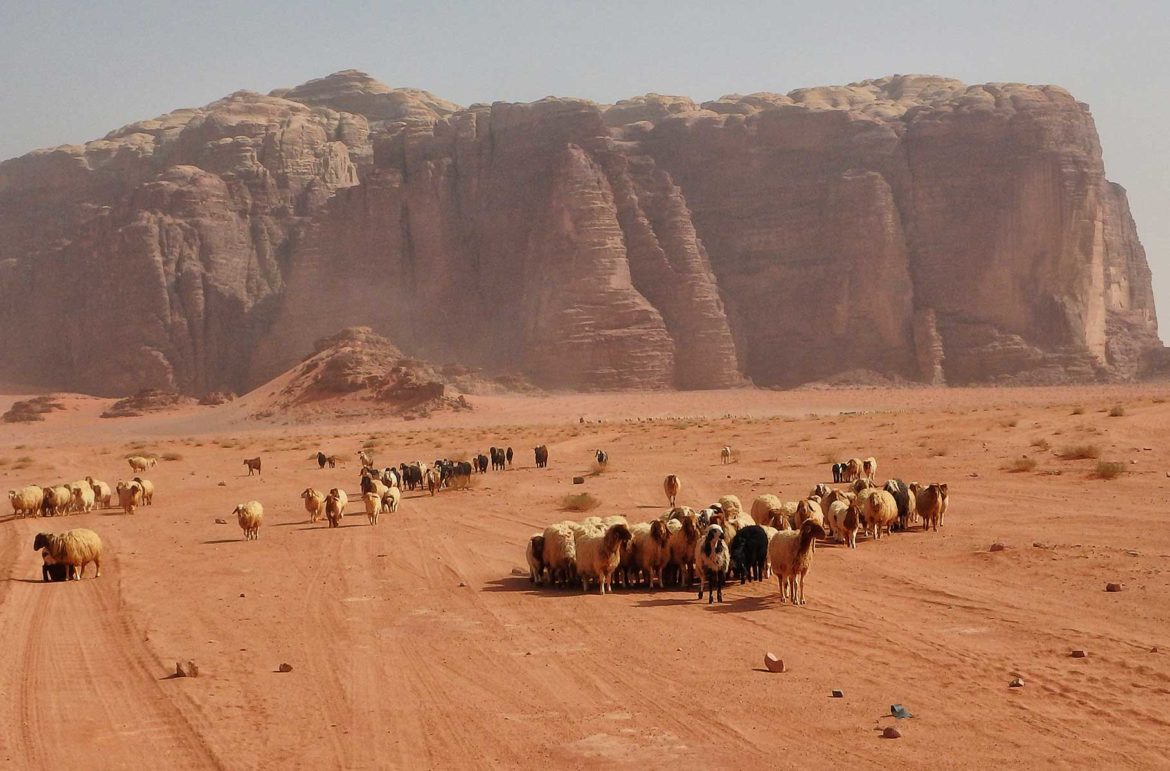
top-left (1058, 444), bottom-right (1100, 460)
top-left (1108, 404), bottom-right (1126, 417)
top-left (161, 452), bottom-right (182, 462)
top-left (1094, 461), bottom-right (1125, 480)
top-left (1071, 406), bottom-right (1085, 415)
top-left (1029, 438), bottom-right (1052, 451)
top-left (1002, 418), bottom-right (1018, 428)
top-left (930, 447), bottom-right (948, 457)
top-left (561, 493), bottom-right (601, 512)
top-left (1008, 457), bottom-right (1037, 473)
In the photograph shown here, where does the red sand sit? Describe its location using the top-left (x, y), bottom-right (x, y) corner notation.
top-left (2, 385), bottom-right (1169, 767)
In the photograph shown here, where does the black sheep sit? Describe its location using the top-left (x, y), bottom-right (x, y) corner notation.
top-left (729, 525), bottom-right (770, 584)
top-left (884, 479), bottom-right (914, 531)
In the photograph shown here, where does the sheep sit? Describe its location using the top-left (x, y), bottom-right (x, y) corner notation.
top-left (243, 457), bottom-right (261, 476)
top-left (534, 445), bottom-right (549, 468)
top-left (381, 467), bottom-right (400, 490)
top-left (717, 495), bottom-right (744, 520)
top-left (826, 500), bottom-right (860, 548)
top-left (358, 450), bottom-right (374, 469)
top-left (70, 485), bottom-right (96, 513)
top-left (831, 462), bottom-right (845, 483)
top-left (861, 489), bottom-right (898, 540)
top-left (665, 511), bottom-right (701, 586)
top-left (360, 475), bottom-right (388, 498)
top-left (594, 449), bottom-right (609, 468)
top-left (324, 488), bottom-right (348, 528)
top-left (317, 451), bottom-right (328, 469)
top-left (41, 549), bottom-right (70, 582)
top-left (575, 523), bottom-right (632, 594)
top-left (663, 474), bottom-right (681, 507)
top-left (233, 501), bottom-right (263, 540)
top-left (883, 479), bottom-right (916, 531)
top-left (695, 524), bottom-right (731, 603)
top-left (526, 534), bottom-right (547, 584)
top-left (721, 445), bottom-right (732, 464)
top-left (939, 483), bottom-right (950, 525)
top-left (541, 523), bottom-right (577, 586)
top-left (506, 447), bottom-right (514, 467)
top-left (627, 519), bottom-right (672, 588)
top-left (360, 492), bottom-right (380, 525)
top-left (423, 468), bottom-right (441, 496)
top-left (768, 520), bottom-right (826, 604)
top-left (115, 481), bottom-right (143, 515)
top-left (844, 457), bottom-right (863, 483)
top-left (9, 485), bottom-right (43, 518)
top-left (750, 494), bottom-right (788, 529)
top-left (851, 477), bottom-right (877, 494)
top-left (794, 499), bottom-right (824, 529)
top-left (32, 528), bottom-right (103, 580)
top-left (127, 455), bottom-right (156, 473)
top-left (380, 486), bottom-right (401, 514)
top-left (863, 456), bottom-right (878, 483)
top-left (42, 485), bottom-right (72, 516)
top-left (301, 488), bottom-right (325, 523)
top-left (133, 476), bottom-right (154, 506)
top-left (915, 483), bottom-right (945, 532)
top-left (729, 524), bottom-right (770, 584)
top-left (86, 477), bottom-right (112, 508)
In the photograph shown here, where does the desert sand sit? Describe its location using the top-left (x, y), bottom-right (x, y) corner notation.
top-left (2, 384), bottom-right (1170, 769)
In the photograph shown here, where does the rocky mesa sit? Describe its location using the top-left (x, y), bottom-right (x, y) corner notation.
top-left (0, 70), bottom-right (1159, 395)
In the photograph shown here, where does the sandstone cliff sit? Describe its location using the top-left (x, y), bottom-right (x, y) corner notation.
top-left (0, 71), bottom-right (1159, 394)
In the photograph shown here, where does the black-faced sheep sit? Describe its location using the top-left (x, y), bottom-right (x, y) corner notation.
top-left (663, 474), bottom-right (681, 507)
top-left (729, 524), bottom-right (769, 584)
top-left (317, 451), bottom-right (328, 469)
top-left (41, 485), bottom-right (71, 517)
top-left (234, 501), bottom-right (263, 540)
top-left (526, 534), bottom-right (546, 584)
top-left (33, 529), bottom-right (103, 580)
top-left (243, 457), bottom-right (261, 476)
top-left (883, 479), bottom-right (916, 531)
top-left (506, 447), bottom-right (513, 467)
top-left (41, 549), bottom-right (70, 582)
top-left (768, 520), bottom-right (825, 605)
top-left (695, 524), bottom-right (730, 603)
top-left (534, 445), bottom-right (549, 468)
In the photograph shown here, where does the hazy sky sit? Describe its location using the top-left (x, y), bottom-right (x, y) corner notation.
top-left (2, 0), bottom-right (1168, 326)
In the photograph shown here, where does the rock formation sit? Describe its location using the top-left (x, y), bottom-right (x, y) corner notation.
top-left (0, 71), bottom-right (1160, 395)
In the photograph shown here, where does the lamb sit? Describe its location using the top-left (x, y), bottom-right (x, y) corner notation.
top-left (324, 488), bottom-right (348, 528)
top-left (233, 501), bottom-right (264, 540)
top-left (695, 524), bottom-right (731, 603)
top-left (750, 494), bottom-right (788, 529)
top-left (70, 485), bottom-right (96, 513)
top-left (133, 476), bottom-right (154, 505)
top-left (9, 485), bottom-right (43, 518)
top-left (115, 481), bottom-right (143, 515)
top-left (86, 477), bottom-right (112, 509)
top-left (915, 483), bottom-right (945, 532)
top-left (362, 492), bottom-right (382, 525)
top-left (243, 457), bottom-right (261, 476)
top-left (628, 519), bottom-right (672, 588)
top-left (721, 445), bottom-right (732, 464)
top-left (665, 512), bottom-right (701, 586)
top-left (729, 525), bottom-right (770, 584)
top-left (861, 489), bottom-right (899, 540)
top-left (863, 456), bottom-right (878, 483)
top-left (380, 486), bottom-right (401, 514)
top-left (42, 485), bottom-right (72, 516)
top-left (301, 488), bottom-right (325, 523)
top-left (663, 474), bottom-right (682, 507)
top-left (575, 523), bottom-right (632, 595)
top-left (768, 520), bottom-right (825, 604)
top-left (33, 528), bottom-right (103, 580)
top-left (883, 479), bottom-right (916, 531)
top-left (526, 534), bottom-right (547, 584)
top-left (541, 523), bottom-right (577, 587)
top-left (127, 455), bottom-right (156, 473)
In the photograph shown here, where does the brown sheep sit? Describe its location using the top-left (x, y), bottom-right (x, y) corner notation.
top-left (663, 474), bottom-right (682, 507)
top-left (915, 483), bottom-right (946, 532)
top-left (243, 457), bottom-right (261, 476)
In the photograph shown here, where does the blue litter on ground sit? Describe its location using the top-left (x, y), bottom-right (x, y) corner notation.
top-left (890, 704), bottom-right (912, 719)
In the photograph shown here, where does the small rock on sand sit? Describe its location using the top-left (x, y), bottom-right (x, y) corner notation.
top-left (278, 663), bottom-right (294, 673)
top-left (1106, 583), bottom-right (1124, 592)
top-left (511, 567), bottom-right (526, 576)
top-left (572, 477), bottom-right (585, 485)
top-left (215, 518), bottom-right (227, 524)
top-left (1009, 677), bottom-right (1024, 687)
top-left (989, 543), bottom-right (1006, 552)
top-left (831, 689), bottom-right (844, 698)
top-left (1071, 649), bottom-right (1088, 658)
top-left (882, 726), bottom-right (902, 739)
top-left (763, 653), bottom-right (786, 673)
top-left (217, 481), bottom-right (226, 487)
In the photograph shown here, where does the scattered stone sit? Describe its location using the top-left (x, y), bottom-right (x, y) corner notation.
top-left (1009, 677), bottom-right (1024, 687)
top-left (511, 568), bottom-right (526, 577)
top-left (239, 593), bottom-right (245, 598)
top-left (217, 481), bottom-right (226, 487)
top-left (215, 518), bottom-right (227, 524)
top-left (175, 662), bottom-right (188, 677)
top-left (1106, 583), bottom-right (1124, 592)
top-left (572, 476), bottom-right (585, 485)
top-left (763, 653), bottom-right (786, 673)
top-left (1071, 649), bottom-right (1088, 658)
top-left (278, 663), bottom-right (294, 673)
top-left (882, 726), bottom-right (902, 739)
top-left (1126, 550), bottom-right (1140, 557)
top-left (458, 582), bottom-right (467, 587)
top-left (1032, 541), bottom-right (1048, 549)
top-left (989, 542), bottom-right (1007, 552)
top-left (1151, 647), bottom-right (1159, 654)
top-left (185, 660), bottom-right (199, 678)
top-left (1130, 459), bottom-right (1138, 465)
top-left (831, 689), bottom-right (845, 698)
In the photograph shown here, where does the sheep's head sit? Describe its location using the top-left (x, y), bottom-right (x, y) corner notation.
top-left (801, 520), bottom-right (827, 540)
top-left (702, 524), bottom-right (725, 556)
top-left (300, 488), bottom-right (315, 499)
top-left (811, 484), bottom-right (830, 499)
top-left (32, 533), bottom-right (50, 551)
top-left (940, 483), bottom-right (949, 496)
top-left (604, 523), bottom-right (633, 552)
top-left (649, 519), bottom-right (670, 546)
top-left (530, 535), bottom-right (546, 561)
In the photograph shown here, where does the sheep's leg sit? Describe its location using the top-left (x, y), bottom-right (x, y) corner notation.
top-left (716, 572), bottom-right (724, 603)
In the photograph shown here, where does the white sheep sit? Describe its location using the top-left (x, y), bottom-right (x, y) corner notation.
top-left (825, 500), bottom-right (859, 548)
top-left (794, 498), bottom-right (824, 529)
top-left (33, 528), bottom-right (103, 579)
top-left (717, 495), bottom-right (744, 519)
top-left (541, 523), bottom-right (577, 586)
top-left (42, 485), bottom-right (72, 516)
top-left (362, 492), bottom-right (381, 525)
top-left (720, 446), bottom-right (732, 464)
top-left (695, 524), bottom-right (731, 603)
top-left (768, 520), bottom-right (826, 604)
top-left (750, 494), bottom-right (787, 529)
top-left (133, 476), bottom-right (154, 506)
top-left (574, 523), bottom-right (633, 595)
top-left (861, 489), bottom-right (898, 540)
top-left (115, 480), bottom-right (143, 515)
top-left (325, 488), bottom-right (348, 528)
top-left (86, 477), bottom-right (112, 508)
top-left (380, 486), bottom-right (401, 514)
top-left (301, 487), bottom-right (325, 523)
top-left (70, 485), bottom-right (95, 513)
top-left (863, 456), bottom-right (878, 483)
top-left (127, 455), bottom-right (156, 473)
top-left (9, 485), bottom-right (43, 518)
top-left (233, 501), bottom-right (264, 540)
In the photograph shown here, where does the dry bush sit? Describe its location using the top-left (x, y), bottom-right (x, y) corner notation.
top-left (1002, 418), bottom-right (1019, 428)
top-left (1071, 406), bottom-right (1085, 415)
top-left (161, 452), bottom-right (182, 462)
top-left (1094, 461), bottom-right (1126, 480)
top-left (930, 447), bottom-right (948, 457)
top-left (1058, 444), bottom-right (1100, 460)
top-left (1030, 438), bottom-right (1052, 451)
top-left (1108, 404), bottom-right (1126, 417)
top-left (561, 493), bottom-right (601, 512)
top-left (1008, 457), bottom-right (1038, 473)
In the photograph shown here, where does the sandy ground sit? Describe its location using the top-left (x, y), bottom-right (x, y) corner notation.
top-left (2, 384), bottom-right (1170, 769)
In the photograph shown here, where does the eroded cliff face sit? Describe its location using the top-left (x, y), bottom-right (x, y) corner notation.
top-left (0, 71), bottom-right (1159, 394)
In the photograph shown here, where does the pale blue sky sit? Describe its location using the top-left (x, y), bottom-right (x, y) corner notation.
top-left (2, 0), bottom-right (1167, 327)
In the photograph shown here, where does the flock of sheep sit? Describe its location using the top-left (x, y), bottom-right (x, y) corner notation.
top-left (525, 453), bottom-right (951, 605)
